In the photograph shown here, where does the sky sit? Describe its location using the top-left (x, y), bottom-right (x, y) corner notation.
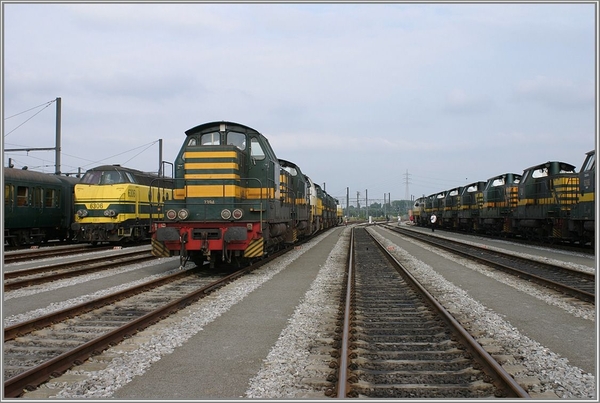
top-left (2, 1), bottom-right (597, 207)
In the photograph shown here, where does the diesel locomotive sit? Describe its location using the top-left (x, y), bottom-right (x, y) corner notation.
top-left (151, 121), bottom-right (340, 268)
top-left (411, 150), bottom-right (595, 245)
top-left (71, 165), bottom-right (173, 244)
top-left (4, 167), bottom-right (80, 246)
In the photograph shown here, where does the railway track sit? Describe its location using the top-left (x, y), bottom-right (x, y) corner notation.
top-left (3, 245), bottom-right (116, 264)
top-left (382, 224), bottom-right (595, 304)
top-left (3, 269), bottom-right (228, 397)
top-left (3, 243), bottom-right (294, 398)
top-left (4, 250), bottom-right (155, 291)
top-left (330, 226), bottom-right (529, 399)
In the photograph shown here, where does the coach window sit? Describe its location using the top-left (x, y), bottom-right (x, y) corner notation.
top-left (5, 185), bottom-right (13, 206)
top-left (201, 132), bottom-right (220, 146)
top-left (45, 189), bottom-right (56, 208)
top-left (33, 187), bottom-right (43, 208)
top-left (250, 138), bottom-right (265, 160)
top-left (17, 186), bottom-right (28, 206)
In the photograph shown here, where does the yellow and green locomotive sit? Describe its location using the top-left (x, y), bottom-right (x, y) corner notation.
top-left (71, 165), bottom-right (173, 244)
top-left (479, 172), bottom-right (522, 235)
top-left (568, 150), bottom-right (595, 244)
top-left (152, 121), bottom-right (337, 268)
top-left (512, 160), bottom-right (579, 241)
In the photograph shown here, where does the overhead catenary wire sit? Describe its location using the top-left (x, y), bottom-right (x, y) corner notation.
top-left (3, 99), bottom-right (56, 138)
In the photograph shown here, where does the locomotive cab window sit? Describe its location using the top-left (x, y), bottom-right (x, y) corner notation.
top-left (582, 153), bottom-right (595, 171)
top-left (102, 171), bottom-right (124, 185)
top-left (531, 168), bottom-right (548, 179)
top-left (250, 138), bottom-right (265, 160)
top-left (491, 178), bottom-right (505, 187)
top-left (283, 166), bottom-right (298, 176)
top-left (124, 172), bottom-right (136, 183)
top-left (227, 131), bottom-right (246, 150)
top-left (201, 132), bottom-right (220, 146)
top-left (81, 171), bottom-right (102, 184)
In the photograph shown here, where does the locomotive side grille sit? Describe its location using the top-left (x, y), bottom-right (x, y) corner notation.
top-left (552, 176), bottom-right (579, 209)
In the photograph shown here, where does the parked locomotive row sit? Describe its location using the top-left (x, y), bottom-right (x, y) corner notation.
top-left (410, 150), bottom-right (595, 246)
top-left (4, 121), bottom-right (344, 269)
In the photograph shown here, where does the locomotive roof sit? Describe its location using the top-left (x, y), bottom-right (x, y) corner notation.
top-left (86, 165), bottom-right (159, 178)
top-left (485, 172), bottom-right (522, 180)
top-left (522, 161), bottom-right (576, 173)
top-left (279, 159), bottom-right (306, 174)
top-left (185, 121), bottom-right (261, 136)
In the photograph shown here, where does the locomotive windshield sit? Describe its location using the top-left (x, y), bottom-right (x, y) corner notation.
top-left (191, 131), bottom-right (247, 151)
top-left (81, 170), bottom-right (135, 185)
top-left (582, 152), bottom-right (595, 171)
top-left (201, 132), bottom-right (220, 146)
top-left (250, 138), bottom-right (265, 160)
top-left (283, 166), bottom-right (298, 176)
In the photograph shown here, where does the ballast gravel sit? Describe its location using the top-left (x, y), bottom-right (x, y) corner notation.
top-left (17, 226), bottom-right (597, 399)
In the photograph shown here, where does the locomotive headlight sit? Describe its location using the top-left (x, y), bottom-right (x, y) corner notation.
top-left (232, 209), bottom-right (243, 220)
top-left (166, 209), bottom-right (177, 220)
top-left (177, 209), bottom-right (189, 220)
top-left (103, 209), bottom-right (117, 217)
top-left (77, 209), bottom-right (88, 218)
top-left (221, 209), bottom-right (232, 220)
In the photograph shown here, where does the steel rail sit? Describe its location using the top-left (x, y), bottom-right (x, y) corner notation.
top-left (367, 229), bottom-right (530, 398)
top-left (336, 228), bottom-right (354, 398)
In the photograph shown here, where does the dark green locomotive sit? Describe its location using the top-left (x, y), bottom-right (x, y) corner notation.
top-left (513, 161), bottom-right (579, 241)
top-left (567, 150), bottom-right (595, 244)
top-left (152, 121), bottom-right (338, 268)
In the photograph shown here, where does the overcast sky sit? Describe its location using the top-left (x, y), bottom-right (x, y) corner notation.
top-left (3, 2), bottom-right (596, 206)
